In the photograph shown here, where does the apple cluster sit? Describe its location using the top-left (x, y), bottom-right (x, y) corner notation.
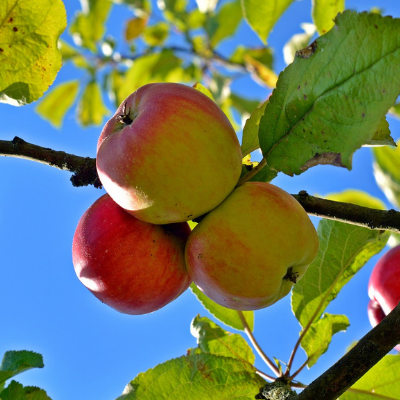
top-left (72, 83), bottom-right (319, 315)
top-left (367, 245), bottom-right (400, 351)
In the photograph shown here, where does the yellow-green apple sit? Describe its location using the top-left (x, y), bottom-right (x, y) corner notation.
top-left (368, 245), bottom-right (400, 350)
top-left (185, 182), bottom-right (319, 311)
top-left (72, 193), bottom-right (191, 315)
top-left (96, 82), bottom-right (242, 225)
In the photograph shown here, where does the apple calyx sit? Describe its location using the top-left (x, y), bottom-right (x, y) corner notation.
top-left (283, 267), bottom-right (300, 284)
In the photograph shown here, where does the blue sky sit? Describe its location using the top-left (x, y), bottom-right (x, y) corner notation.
top-left (1, 0), bottom-right (400, 399)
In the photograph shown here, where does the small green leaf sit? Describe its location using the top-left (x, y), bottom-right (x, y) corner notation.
top-left (241, 100), bottom-right (267, 157)
top-left (283, 23), bottom-right (316, 65)
top-left (193, 83), bottom-right (215, 101)
top-left (241, 0), bottom-right (295, 43)
top-left (158, 0), bottom-right (188, 31)
top-left (324, 189), bottom-right (386, 210)
top-left (312, 0), bottom-right (345, 35)
top-left (117, 353), bottom-right (264, 399)
top-left (364, 117), bottom-right (395, 147)
top-left (0, 350), bottom-right (44, 385)
top-left (341, 355), bottom-right (400, 399)
top-left (190, 284), bottom-right (254, 332)
top-left (36, 80), bottom-right (80, 128)
top-left (69, 0), bottom-right (112, 52)
top-left (0, 0), bottom-right (66, 106)
top-left (0, 380), bottom-right (52, 400)
top-left (230, 93), bottom-right (260, 117)
top-left (125, 17), bottom-right (148, 41)
top-left (292, 219), bottom-right (389, 330)
top-left (259, 11), bottom-right (400, 176)
top-left (77, 81), bottom-right (110, 127)
top-left (206, 0), bottom-right (242, 48)
top-left (301, 313), bottom-right (349, 368)
top-left (191, 315), bottom-right (255, 363)
top-left (143, 22), bottom-right (169, 47)
top-left (373, 139), bottom-right (400, 208)
top-left (230, 46), bottom-right (274, 69)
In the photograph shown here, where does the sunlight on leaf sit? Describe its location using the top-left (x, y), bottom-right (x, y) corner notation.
top-left (323, 189), bottom-right (386, 210)
top-left (0, 0), bottom-right (66, 106)
top-left (312, 0), bottom-right (345, 35)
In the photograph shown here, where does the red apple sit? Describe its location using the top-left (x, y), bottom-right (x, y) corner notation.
top-left (185, 182), bottom-right (319, 311)
top-left (96, 82), bottom-right (242, 225)
top-left (72, 194), bottom-right (192, 315)
top-left (368, 245), bottom-right (400, 350)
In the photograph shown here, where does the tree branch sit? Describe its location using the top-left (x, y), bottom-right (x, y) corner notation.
top-left (296, 303), bottom-right (400, 400)
top-left (0, 137), bottom-right (101, 188)
top-left (2, 137), bottom-right (400, 235)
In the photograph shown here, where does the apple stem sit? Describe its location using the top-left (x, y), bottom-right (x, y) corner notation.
top-left (237, 311), bottom-right (282, 377)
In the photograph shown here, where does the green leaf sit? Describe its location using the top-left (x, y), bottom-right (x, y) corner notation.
top-left (158, 0), bottom-right (188, 31)
top-left (389, 101), bottom-right (400, 118)
top-left (69, 0), bottom-right (112, 52)
top-left (301, 313), bottom-right (349, 368)
top-left (77, 81), bottom-right (110, 127)
top-left (230, 93), bottom-right (260, 117)
top-left (125, 17), bottom-right (148, 41)
top-left (193, 83), bottom-right (215, 101)
top-left (116, 353), bottom-right (264, 400)
top-left (364, 117), bottom-right (395, 147)
top-left (0, 0), bottom-right (66, 106)
top-left (259, 11), bottom-right (400, 176)
top-left (143, 22), bottom-right (169, 47)
top-left (191, 315), bottom-right (255, 363)
top-left (0, 351), bottom-right (44, 385)
top-left (241, 100), bottom-right (267, 156)
top-left (373, 139), bottom-right (400, 208)
top-left (115, 50), bottom-right (184, 104)
top-left (291, 219), bottom-right (389, 330)
top-left (206, 0), bottom-right (242, 48)
top-left (312, 0), bottom-right (345, 35)
top-left (36, 80), bottom-right (80, 128)
top-left (190, 284), bottom-right (254, 332)
top-left (324, 189), bottom-right (386, 210)
top-left (230, 46), bottom-right (274, 69)
top-left (283, 23), bottom-right (316, 65)
top-left (0, 381), bottom-right (52, 400)
top-left (241, 0), bottom-right (295, 43)
top-left (341, 355), bottom-right (400, 399)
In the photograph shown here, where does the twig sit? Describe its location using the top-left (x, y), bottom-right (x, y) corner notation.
top-left (296, 303), bottom-right (400, 400)
top-left (237, 311), bottom-right (281, 377)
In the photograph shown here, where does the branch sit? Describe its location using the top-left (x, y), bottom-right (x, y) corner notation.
top-left (293, 190), bottom-right (400, 234)
top-left (0, 137), bottom-right (101, 188)
top-left (296, 302), bottom-right (400, 400)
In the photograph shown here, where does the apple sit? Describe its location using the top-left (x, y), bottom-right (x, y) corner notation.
top-left (185, 182), bottom-right (319, 311)
top-left (96, 82), bottom-right (242, 225)
top-left (72, 193), bottom-right (192, 315)
top-left (368, 245), bottom-right (400, 350)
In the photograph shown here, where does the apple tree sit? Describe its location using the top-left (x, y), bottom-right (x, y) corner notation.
top-left (1, 0), bottom-right (400, 399)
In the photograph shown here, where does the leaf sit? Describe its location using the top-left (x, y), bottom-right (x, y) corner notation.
top-left (191, 316), bottom-right (255, 363)
top-left (116, 353), bottom-right (264, 400)
top-left (259, 11), bottom-right (400, 177)
top-left (69, 0), bottom-right (112, 52)
top-left (0, 381), bottom-right (52, 400)
top-left (364, 117), bottom-right (395, 147)
top-left (389, 102), bottom-right (400, 118)
top-left (36, 80), bottom-right (80, 128)
top-left (242, 55), bottom-right (278, 88)
top-left (0, 350), bottom-right (44, 385)
top-left (241, 100), bottom-right (267, 156)
top-left (229, 93), bottom-right (260, 116)
top-left (283, 23), bottom-right (316, 65)
top-left (301, 313), bottom-right (349, 368)
top-left (291, 219), bottom-right (389, 330)
top-left (77, 81), bottom-right (110, 127)
top-left (0, 0), bottom-right (66, 106)
top-left (341, 355), bottom-right (400, 400)
top-left (241, 0), bottom-right (295, 43)
top-left (373, 139), bottom-right (400, 208)
top-left (324, 189), bottom-right (386, 210)
top-left (205, 0), bottom-right (242, 48)
top-left (125, 17), bottom-right (148, 41)
top-left (230, 46), bottom-right (274, 70)
top-left (190, 284), bottom-right (254, 332)
top-left (193, 83), bottom-right (215, 101)
top-left (312, 0), bottom-right (345, 35)
top-left (143, 22), bottom-right (169, 46)
top-left (158, 0), bottom-right (188, 31)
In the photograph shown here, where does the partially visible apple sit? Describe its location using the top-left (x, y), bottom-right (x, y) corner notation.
top-left (185, 182), bottom-right (319, 311)
top-left (368, 245), bottom-right (400, 350)
top-left (96, 82), bottom-right (242, 225)
top-left (72, 194), bottom-right (192, 315)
